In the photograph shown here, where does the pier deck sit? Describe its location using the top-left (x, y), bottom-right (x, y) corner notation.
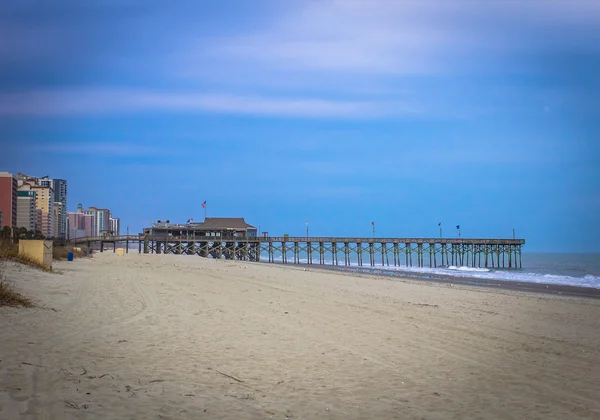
top-left (64, 235), bottom-right (525, 269)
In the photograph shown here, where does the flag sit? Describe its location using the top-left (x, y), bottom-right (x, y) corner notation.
top-left (201, 201), bottom-right (206, 208)
top-left (187, 218), bottom-right (193, 223)
top-left (438, 222), bottom-right (441, 226)
top-left (372, 221), bottom-right (375, 226)
top-left (456, 225), bottom-right (460, 229)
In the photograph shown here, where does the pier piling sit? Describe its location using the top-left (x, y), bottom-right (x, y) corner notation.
top-left (66, 235), bottom-right (525, 270)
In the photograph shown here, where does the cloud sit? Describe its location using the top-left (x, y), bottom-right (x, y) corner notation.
top-left (1, 1), bottom-right (598, 120)
top-left (197, 0), bottom-right (600, 78)
top-left (33, 142), bottom-right (171, 157)
top-left (0, 88), bottom-right (414, 118)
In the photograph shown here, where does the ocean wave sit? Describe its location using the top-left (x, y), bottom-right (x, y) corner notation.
top-left (446, 266), bottom-right (491, 272)
top-left (262, 254), bottom-right (600, 289)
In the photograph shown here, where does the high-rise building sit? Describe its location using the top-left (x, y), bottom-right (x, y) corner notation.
top-left (68, 204), bottom-right (118, 238)
top-left (53, 179), bottom-right (67, 238)
top-left (17, 187), bottom-right (37, 231)
top-left (67, 211), bottom-right (96, 239)
top-left (31, 184), bottom-right (54, 238)
top-left (109, 217), bottom-right (121, 236)
top-left (38, 176), bottom-right (68, 239)
top-left (87, 206), bottom-right (111, 236)
top-left (36, 209), bottom-right (43, 234)
top-left (0, 172), bottom-right (18, 229)
top-left (53, 202), bottom-right (64, 238)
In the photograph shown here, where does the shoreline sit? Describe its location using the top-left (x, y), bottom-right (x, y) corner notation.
top-left (259, 261), bottom-right (600, 299)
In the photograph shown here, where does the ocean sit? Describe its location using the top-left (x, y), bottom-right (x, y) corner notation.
top-left (262, 252), bottom-right (600, 289)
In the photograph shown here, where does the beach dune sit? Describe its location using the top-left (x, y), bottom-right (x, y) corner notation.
top-left (1, 253), bottom-right (599, 419)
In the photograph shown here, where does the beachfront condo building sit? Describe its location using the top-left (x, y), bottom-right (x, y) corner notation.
top-left (69, 204), bottom-right (118, 238)
top-left (53, 202), bottom-right (64, 238)
top-left (0, 172), bottom-right (18, 229)
top-left (67, 209), bottom-right (96, 239)
top-left (36, 209), bottom-right (43, 234)
top-left (39, 177), bottom-right (68, 239)
top-left (87, 207), bottom-right (111, 236)
top-left (16, 173), bottom-right (70, 239)
top-left (17, 188), bottom-right (37, 231)
top-left (31, 184), bottom-right (54, 238)
top-left (67, 204), bottom-right (98, 239)
top-left (53, 179), bottom-right (67, 238)
top-left (109, 216), bottom-right (121, 236)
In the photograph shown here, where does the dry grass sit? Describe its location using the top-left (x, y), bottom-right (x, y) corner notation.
top-left (0, 241), bottom-right (53, 272)
top-left (53, 246), bottom-right (91, 260)
top-left (0, 260), bottom-right (34, 307)
top-left (0, 241), bottom-right (18, 259)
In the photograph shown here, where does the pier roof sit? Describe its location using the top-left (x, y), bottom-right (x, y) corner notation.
top-left (191, 217), bottom-right (256, 230)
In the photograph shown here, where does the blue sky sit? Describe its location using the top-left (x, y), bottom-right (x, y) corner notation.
top-left (1, 1), bottom-right (599, 252)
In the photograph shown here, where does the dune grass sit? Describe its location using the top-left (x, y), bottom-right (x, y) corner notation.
top-left (53, 246), bottom-right (90, 261)
top-left (0, 260), bottom-right (34, 308)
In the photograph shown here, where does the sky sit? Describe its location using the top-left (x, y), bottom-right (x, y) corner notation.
top-left (1, 0), bottom-right (599, 252)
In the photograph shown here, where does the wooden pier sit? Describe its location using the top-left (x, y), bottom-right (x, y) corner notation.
top-left (65, 235), bottom-right (525, 269)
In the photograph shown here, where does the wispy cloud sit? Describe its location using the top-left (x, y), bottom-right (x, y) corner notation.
top-left (33, 142), bottom-right (171, 157)
top-left (0, 88), bottom-right (414, 118)
top-left (195, 0), bottom-right (600, 78)
top-left (1, 1), bottom-right (598, 119)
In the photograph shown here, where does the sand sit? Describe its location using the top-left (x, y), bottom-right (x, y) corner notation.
top-left (1, 252), bottom-right (599, 420)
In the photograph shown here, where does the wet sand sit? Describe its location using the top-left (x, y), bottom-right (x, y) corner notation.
top-left (1, 253), bottom-right (599, 419)
top-left (302, 264), bottom-right (600, 299)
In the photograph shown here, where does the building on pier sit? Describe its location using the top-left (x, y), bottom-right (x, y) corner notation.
top-left (144, 217), bottom-right (257, 240)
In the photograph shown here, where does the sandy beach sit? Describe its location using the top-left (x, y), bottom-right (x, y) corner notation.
top-left (1, 252), bottom-right (599, 420)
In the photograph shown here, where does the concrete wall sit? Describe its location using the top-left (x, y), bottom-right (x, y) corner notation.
top-left (18, 240), bottom-right (53, 268)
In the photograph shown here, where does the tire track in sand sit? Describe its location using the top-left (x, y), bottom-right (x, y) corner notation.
top-left (51, 268), bottom-right (159, 343)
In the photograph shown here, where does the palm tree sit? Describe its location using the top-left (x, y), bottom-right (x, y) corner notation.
top-left (14, 227), bottom-right (28, 240)
top-left (1, 226), bottom-right (11, 240)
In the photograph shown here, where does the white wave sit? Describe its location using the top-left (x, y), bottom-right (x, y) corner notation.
top-left (262, 254), bottom-right (600, 289)
top-left (446, 266), bottom-right (491, 272)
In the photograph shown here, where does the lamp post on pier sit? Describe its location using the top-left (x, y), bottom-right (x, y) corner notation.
top-left (306, 221), bottom-right (308, 239)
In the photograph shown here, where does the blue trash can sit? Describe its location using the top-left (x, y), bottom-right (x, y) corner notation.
top-left (67, 252), bottom-right (74, 261)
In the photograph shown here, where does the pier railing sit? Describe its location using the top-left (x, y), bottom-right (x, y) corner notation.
top-left (63, 235), bottom-right (524, 269)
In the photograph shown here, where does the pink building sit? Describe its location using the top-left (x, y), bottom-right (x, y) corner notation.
top-left (67, 211), bottom-right (96, 239)
top-left (0, 172), bottom-right (18, 229)
top-left (87, 206), bottom-right (110, 236)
